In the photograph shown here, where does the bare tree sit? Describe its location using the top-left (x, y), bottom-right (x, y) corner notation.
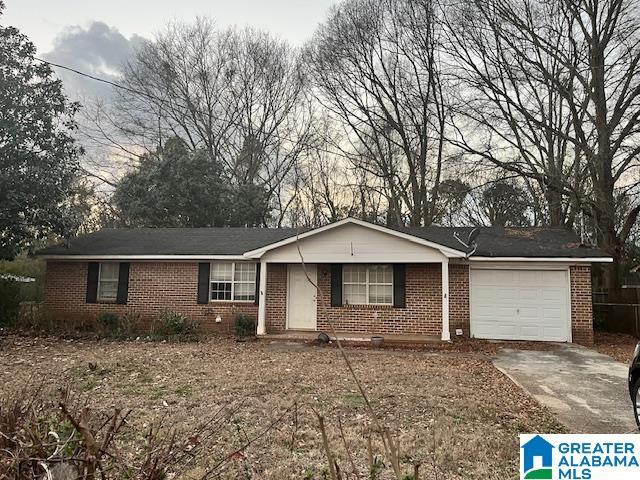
top-left (444, 0), bottom-right (586, 228)
top-left (110, 19), bottom-right (312, 225)
top-left (282, 118), bottom-right (387, 228)
top-left (305, 0), bottom-right (452, 227)
top-left (446, 0), bottom-right (640, 291)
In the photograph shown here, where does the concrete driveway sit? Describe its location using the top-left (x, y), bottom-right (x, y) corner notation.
top-left (493, 344), bottom-right (637, 433)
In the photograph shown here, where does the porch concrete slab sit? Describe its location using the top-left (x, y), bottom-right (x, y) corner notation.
top-left (261, 330), bottom-right (441, 344)
top-left (493, 344), bottom-right (637, 434)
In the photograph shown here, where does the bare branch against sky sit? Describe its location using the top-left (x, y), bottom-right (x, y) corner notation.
top-left (3, 0), bottom-right (337, 53)
top-left (3, 0), bottom-right (336, 100)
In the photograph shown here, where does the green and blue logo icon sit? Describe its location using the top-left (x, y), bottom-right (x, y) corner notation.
top-left (520, 433), bottom-right (640, 479)
top-left (521, 435), bottom-right (554, 479)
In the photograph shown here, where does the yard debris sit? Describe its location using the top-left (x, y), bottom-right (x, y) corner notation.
top-left (592, 332), bottom-right (638, 363)
top-left (0, 335), bottom-right (565, 478)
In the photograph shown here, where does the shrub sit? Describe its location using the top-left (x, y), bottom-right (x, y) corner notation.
top-left (119, 312), bottom-right (140, 336)
top-left (0, 279), bottom-right (21, 327)
top-left (155, 311), bottom-right (199, 339)
top-left (234, 314), bottom-right (256, 338)
top-left (98, 312), bottom-right (120, 331)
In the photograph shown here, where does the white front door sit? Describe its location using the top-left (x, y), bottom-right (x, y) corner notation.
top-left (470, 268), bottom-right (571, 342)
top-left (287, 264), bottom-right (318, 330)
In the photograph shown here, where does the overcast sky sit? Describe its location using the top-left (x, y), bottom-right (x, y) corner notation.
top-left (3, 0), bottom-right (337, 99)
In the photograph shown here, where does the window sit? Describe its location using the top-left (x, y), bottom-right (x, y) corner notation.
top-left (97, 263), bottom-right (119, 302)
top-left (343, 265), bottom-right (393, 305)
top-left (210, 262), bottom-right (256, 302)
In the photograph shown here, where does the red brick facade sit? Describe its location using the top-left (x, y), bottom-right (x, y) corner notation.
top-left (570, 265), bottom-right (594, 345)
top-left (44, 262), bottom-right (258, 334)
top-left (43, 261), bottom-right (594, 343)
top-left (449, 264), bottom-right (470, 336)
top-left (265, 264), bottom-right (287, 333)
top-left (316, 263), bottom-right (443, 335)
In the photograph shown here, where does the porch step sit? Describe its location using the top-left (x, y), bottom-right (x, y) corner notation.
top-left (260, 330), bottom-right (442, 344)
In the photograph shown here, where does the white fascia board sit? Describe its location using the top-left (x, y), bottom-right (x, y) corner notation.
top-left (41, 254), bottom-right (248, 261)
top-left (243, 217), bottom-right (466, 258)
top-left (469, 256), bottom-right (613, 263)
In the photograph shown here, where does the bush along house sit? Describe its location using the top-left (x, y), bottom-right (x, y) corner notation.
top-left (37, 218), bottom-right (612, 344)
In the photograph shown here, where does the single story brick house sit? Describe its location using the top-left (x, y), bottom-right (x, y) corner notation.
top-left (38, 218), bottom-right (611, 345)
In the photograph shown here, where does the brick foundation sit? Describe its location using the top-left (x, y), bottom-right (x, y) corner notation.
top-left (570, 265), bottom-right (594, 345)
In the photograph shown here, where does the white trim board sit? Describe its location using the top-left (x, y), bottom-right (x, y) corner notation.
top-left (469, 256), bottom-right (612, 263)
top-left (42, 254), bottom-right (613, 263)
top-left (243, 217), bottom-right (466, 259)
top-left (41, 255), bottom-right (248, 261)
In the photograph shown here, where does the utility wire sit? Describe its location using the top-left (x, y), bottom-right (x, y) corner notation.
top-left (34, 56), bottom-right (351, 160)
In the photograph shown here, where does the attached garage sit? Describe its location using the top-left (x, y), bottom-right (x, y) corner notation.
top-left (470, 267), bottom-right (571, 342)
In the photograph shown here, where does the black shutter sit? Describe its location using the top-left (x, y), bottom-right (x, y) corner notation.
top-left (116, 263), bottom-right (130, 305)
top-left (86, 262), bottom-right (99, 304)
top-left (393, 264), bottom-right (406, 308)
top-left (197, 263), bottom-right (210, 304)
top-left (254, 263), bottom-right (261, 305)
top-left (330, 264), bottom-right (343, 307)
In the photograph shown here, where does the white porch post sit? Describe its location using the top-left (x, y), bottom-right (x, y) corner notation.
top-left (441, 258), bottom-right (451, 341)
top-left (257, 260), bottom-right (268, 336)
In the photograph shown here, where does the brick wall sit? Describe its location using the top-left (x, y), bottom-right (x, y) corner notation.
top-left (449, 264), bottom-right (470, 337)
top-left (570, 265), bottom-right (594, 345)
top-left (45, 260), bottom-right (592, 343)
top-left (265, 264), bottom-right (287, 332)
top-left (315, 263), bottom-right (444, 336)
top-left (44, 261), bottom-right (259, 334)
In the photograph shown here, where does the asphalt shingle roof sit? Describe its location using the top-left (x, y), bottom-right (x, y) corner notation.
top-left (402, 226), bottom-right (608, 258)
top-left (36, 223), bottom-right (610, 259)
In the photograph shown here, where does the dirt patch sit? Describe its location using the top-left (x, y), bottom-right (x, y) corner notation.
top-left (312, 336), bottom-right (560, 356)
top-left (593, 331), bottom-right (638, 363)
top-left (0, 334), bottom-right (564, 479)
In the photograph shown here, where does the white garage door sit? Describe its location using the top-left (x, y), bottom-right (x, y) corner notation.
top-left (470, 269), bottom-right (570, 342)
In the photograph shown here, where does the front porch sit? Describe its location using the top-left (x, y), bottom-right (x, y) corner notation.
top-left (243, 219), bottom-right (467, 341)
top-left (261, 329), bottom-right (442, 344)
top-left (254, 261), bottom-right (456, 340)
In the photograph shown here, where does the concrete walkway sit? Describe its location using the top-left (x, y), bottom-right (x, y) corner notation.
top-left (493, 344), bottom-right (637, 434)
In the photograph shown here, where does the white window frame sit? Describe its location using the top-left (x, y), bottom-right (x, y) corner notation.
top-left (209, 262), bottom-right (257, 303)
top-left (343, 264), bottom-right (394, 306)
top-left (97, 262), bottom-right (119, 303)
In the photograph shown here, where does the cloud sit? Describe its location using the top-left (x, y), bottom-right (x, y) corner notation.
top-left (43, 21), bottom-right (146, 102)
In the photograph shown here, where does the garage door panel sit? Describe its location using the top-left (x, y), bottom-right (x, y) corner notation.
top-left (542, 288), bottom-right (565, 303)
top-left (518, 306), bottom-right (540, 319)
top-left (473, 269), bottom-right (516, 285)
top-left (542, 326), bottom-right (566, 340)
top-left (518, 270), bottom-right (542, 285)
top-left (518, 287), bottom-right (540, 302)
top-left (473, 286), bottom-right (518, 302)
top-left (542, 306), bottom-right (566, 321)
top-left (470, 268), bottom-right (570, 342)
top-left (541, 271), bottom-right (568, 286)
top-left (520, 325), bottom-right (542, 337)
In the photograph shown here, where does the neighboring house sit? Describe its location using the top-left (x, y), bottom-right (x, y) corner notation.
top-left (37, 218), bottom-right (611, 345)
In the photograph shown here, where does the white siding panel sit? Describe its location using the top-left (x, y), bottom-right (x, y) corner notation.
top-left (262, 223), bottom-right (447, 263)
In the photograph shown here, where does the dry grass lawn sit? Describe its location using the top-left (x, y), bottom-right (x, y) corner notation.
top-left (0, 335), bottom-right (564, 479)
top-left (593, 332), bottom-right (638, 363)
